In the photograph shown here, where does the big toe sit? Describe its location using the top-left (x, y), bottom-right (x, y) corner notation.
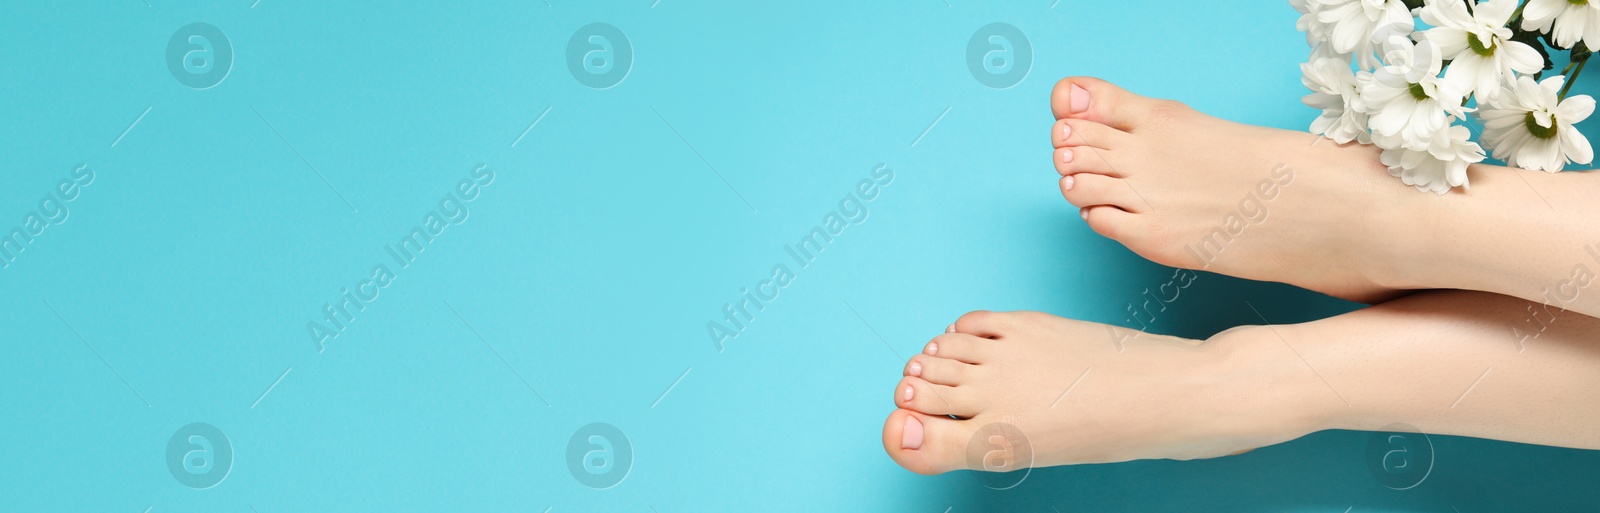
top-left (882, 409), bottom-right (973, 475)
top-left (1051, 76), bottom-right (1162, 131)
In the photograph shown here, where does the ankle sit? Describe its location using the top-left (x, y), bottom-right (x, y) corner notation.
top-left (1361, 163), bottom-right (1537, 295)
top-left (1355, 184), bottom-right (1445, 294)
top-left (1362, 233), bottom-right (1432, 292)
top-left (1200, 326), bottom-right (1339, 443)
top-left (1310, 140), bottom-right (1436, 299)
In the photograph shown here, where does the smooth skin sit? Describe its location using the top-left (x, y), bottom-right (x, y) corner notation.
top-left (884, 292), bottom-right (1600, 474)
top-left (1049, 76), bottom-right (1600, 318)
top-left (881, 76), bottom-right (1600, 474)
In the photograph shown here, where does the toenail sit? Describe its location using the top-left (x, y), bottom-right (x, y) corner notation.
top-left (1060, 148), bottom-right (1073, 164)
top-left (908, 361), bottom-right (922, 377)
top-left (1060, 123), bottom-right (1072, 141)
top-left (1081, 208), bottom-right (1089, 220)
top-left (903, 384), bottom-right (915, 402)
top-left (1062, 175), bottom-right (1075, 191)
top-left (902, 416), bottom-right (924, 450)
top-left (925, 342), bottom-right (938, 355)
top-left (945, 323), bottom-right (956, 333)
top-left (1070, 84), bottom-right (1090, 113)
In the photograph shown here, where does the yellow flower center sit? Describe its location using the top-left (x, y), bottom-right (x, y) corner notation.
top-left (1467, 33), bottom-right (1495, 57)
top-left (1525, 112), bottom-right (1560, 139)
top-left (1408, 83), bottom-right (1430, 101)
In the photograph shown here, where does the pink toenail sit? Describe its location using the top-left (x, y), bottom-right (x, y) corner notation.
top-left (1081, 208), bottom-right (1090, 220)
top-left (1060, 148), bottom-right (1074, 164)
top-left (1060, 123), bottom-right (1072, 141)
top-left (902, 415), bottom-right (924, 450)
top-left (1062, 175), bottom-right (1075, 191)
top-left (925, 342), bottom-right (938, 355)
top-left (908, 361), bottom-right (922, 377)
top-left (1070, 85), bottom-right (1090, 113)
top-left (945, 323), bottom-right (956, 333)
top-left (903, 384), bottom-right (915, 402)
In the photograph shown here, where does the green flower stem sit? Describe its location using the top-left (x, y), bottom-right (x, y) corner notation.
top-left (1511, 0), bottom-right (1531, 25)
top-left (1561, 59), bottom-right (1588, 99)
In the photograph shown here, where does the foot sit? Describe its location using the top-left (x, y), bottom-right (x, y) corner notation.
top-left (1047, 77), bottom-right (1417, 304)
top-left (880, 310), bottom-right (1315, 474)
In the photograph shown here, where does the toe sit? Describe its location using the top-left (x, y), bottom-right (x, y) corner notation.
top-left (882, 409), bottom-right (974, 475)
top-left (905, 353), bottom-right (971, 386)
top-left (1053, 118), bottom-right (1127, 150)
top-left (924, 332), bottom-right (990, 363)
top-left (1054, 145), bottom-right (1120, 177)
top-left (1081, 205), bottom-right (1140, 240)
top-left (896, 376), bottom-right (979, 417)
top-left (952, 310), bottom-right (1012, 339)
top-left (1051, 76), bottom-right (1161, 131)
top-left (1061, 173), bottom-right (1146, 212)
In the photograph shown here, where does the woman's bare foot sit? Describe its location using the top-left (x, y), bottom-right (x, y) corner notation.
top-left (880, 310), bottom-right (1313, 474)
top-left (1047, 77), bottom-right (1417, 304)
top-left (883, 293), bottom-right (1600, 475)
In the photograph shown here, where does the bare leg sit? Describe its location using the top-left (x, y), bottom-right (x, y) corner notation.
top-left (1384, 164), bottom-right (1600, 323)
top-left (1278, 289), bottom-right (1600, 448)
top-left (881, 290), bottom-right (1600, 474)
top-left (1045, 76), bottom-right (1600, 318)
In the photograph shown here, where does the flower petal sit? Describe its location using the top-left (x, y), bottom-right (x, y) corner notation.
top-left (1475, 0), bottom-right (1519, 25)
top-left (1423, 27), bottom-right (1469, 56)
top-left (1523, 0), bottom-right (1563, 30)
top-left (1560, 125), bottom-right (1595, 165)
top-left (1558, 94), bottom-right (1596, 123)
top-left (1501, 40), bottom-right (1546, 75)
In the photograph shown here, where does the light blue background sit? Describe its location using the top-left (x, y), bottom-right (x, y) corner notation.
top-left (3, 1), bottom-right (1598, 512)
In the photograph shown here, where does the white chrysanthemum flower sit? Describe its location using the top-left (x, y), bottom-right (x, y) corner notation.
top-left (1312, 0), bottom-right (1414, 69)
top-left (1520, 0), bottom-right (1600, 50)
top-left (1479, 75), bottom-right (1596, 172)
top-left (1419, 0), bottom-right (1544, 102)
top-left (1292, 0), bottom-right (1331, 48)
top-left (1380, 124), bottom-right (1486, 193)
top-left (1302, 56), bottom-right (1372, 143)
top-left (1360, 37), bottom-right (1466, 151)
